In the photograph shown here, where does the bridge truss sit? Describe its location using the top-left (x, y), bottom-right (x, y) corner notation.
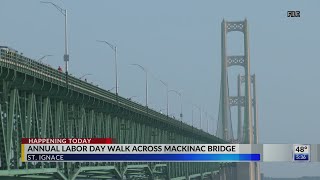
top-left (0, 49), bottom-right (226, 179)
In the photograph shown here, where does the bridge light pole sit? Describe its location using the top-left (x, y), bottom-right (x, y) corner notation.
top-left (131, 64), bottom-right (148, 107)
top-left (209, 115), bottom-right (216, 135)
top-left (194, 104), bottom-right (201, 129)
top-left (37, 54), bottom-right (53, 63)
top-left (168, 90), bottom-right (183, 121)
top-left (192, 104), bottom-right (194, 127)
top-left (159, 80), bottom-right (169, 117)
top-left (97, 40), bottom-right (118, 96)
top-left (205, 111), bottom-right (208, 133)
top-left (41, 1), bottom-right (69, 84)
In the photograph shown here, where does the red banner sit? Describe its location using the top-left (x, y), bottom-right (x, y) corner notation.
top-left (21, 138), bottom-right (114, 144)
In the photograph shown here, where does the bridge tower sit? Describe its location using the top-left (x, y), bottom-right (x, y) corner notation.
top-left (217, 19), bottom-right (253, 144)
top-left (217, 19), bottom-right (255, 180)
top-left (238, 74), bottom-right (261, 180)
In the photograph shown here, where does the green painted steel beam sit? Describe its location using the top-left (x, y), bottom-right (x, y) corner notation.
top-left (126, 164), bottom-right (149, 169)
top-left (188, 173), bottom-right (202, 178)
top-left (88, 175), bottom-right (115, 178)
top-left (17, 175), bottom-right (53, 179)
top-left (170, 176), bottom-right (187, 180)
top-left (71, 166), bottom-right (121, 180)
top-left (6, 89), bottom-right (16, 168)
top-left (82, 171), bottom-right (113, 174)
top-left (0, 51), bottom-right (223, 179)
top-left (202, 171), bottom-right (212, 176)
top-left (0, 168), bottom-right (58, 176)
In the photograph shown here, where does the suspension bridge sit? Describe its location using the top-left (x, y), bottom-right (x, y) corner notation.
top-left (0, 19), bottom-right (260, 180)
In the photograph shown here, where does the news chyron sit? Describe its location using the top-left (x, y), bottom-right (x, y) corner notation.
top-left (21, 138), bottom-right (258, 162)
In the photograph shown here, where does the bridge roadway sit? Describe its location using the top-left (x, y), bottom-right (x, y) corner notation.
top-left (0, 49), bottom-right (239, 179)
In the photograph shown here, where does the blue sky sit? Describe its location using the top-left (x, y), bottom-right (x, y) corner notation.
top-left (1, 0), bottom-right (320, 178)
